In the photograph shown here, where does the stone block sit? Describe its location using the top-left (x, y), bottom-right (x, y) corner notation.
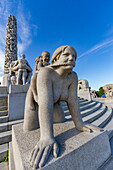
top-left (11, 121), bottom-right (111, 170)
top-left (9, 84), bottom-right (29, 94)
top-left (78, 92), bottom-right (92, 101)
top-left (8, 84), bottom-right (29, 121)
top-left (0, 86), bottom-right (8, 94)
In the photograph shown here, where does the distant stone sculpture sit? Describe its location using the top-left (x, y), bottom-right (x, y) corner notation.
top-left (91, 90), bottom-right (97, 98)
top-left (4, 15), bottom-right (17, 75)
top-left (3, 15), bottom-right (17, 86)
top-left (78, 79), bottom-right (92, 101)
top-left (103, 84), bottom-right (113, 98)
top-left (35, 51), bottom-right (50, 74)
top-left (10, 54), bottom-right (32, 85)
top-left (23, 45), bottom-right (102, 169)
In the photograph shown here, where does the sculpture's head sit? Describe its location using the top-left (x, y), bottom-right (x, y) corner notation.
top-left (35, 56), bottom-right (42, 64)
top-left (41, 51), bottom-right (50, 63)
top-left (51, 45), bottom-right (77, 70)
top-left (21, 54), bottom-right (25, 59)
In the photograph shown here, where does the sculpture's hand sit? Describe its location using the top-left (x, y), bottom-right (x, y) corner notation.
top-left (30, 138), bottom-right (59, 169)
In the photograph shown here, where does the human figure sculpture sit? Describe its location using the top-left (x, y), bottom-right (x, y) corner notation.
top-left (11, 54), bottom-right (32, 85)
top-left (103, 84), bottom-right (113, 98)
top-left (34, 51), bottom-right (50, 74)
top-left (23, 45), bottom-right (102, 169)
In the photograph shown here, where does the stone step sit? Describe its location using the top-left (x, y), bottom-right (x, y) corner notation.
top-left (104, 114), bottom-right (113, 139)
top-left (0, 119), bottom-right (24, 133)
top-left (79, 99), bottom-right (87, 103)
top-left (92, 107), bottom-right (113, 128)
top-left (0, 162), bottom-right (8, 170)
top-left (65, 106), bottom-right (113, 138)
top-left (64, 102), bottom-right (102, 117)
top-left (62, 101), bottom-right (96, 112)
top-left (0, 143), bottom-right (8, 162)
top-left (100, 156), bottom-right (113, 170)
top-left (83, 104), bottom-right (107, 123)
top-left (80, 101), bottom-right (97, 111)
top-left (0, 102), bottom-right (7, 107)
top-left (81, 102), bottom-right (102, 118)
top-left (60, 99), bottom-right (87, 106)
top-left (0, 116), bottom-right (8, 123)
top-left (0, 130), bottom-right (12, 145)
top-left (0, 106), bottom-right (8, 111)
top-left (79, 100), bottom-right (92, 106)
top-left (0, 94), bottom-right (8, 97)
top-left (0, 111), bottom-right (8, 116)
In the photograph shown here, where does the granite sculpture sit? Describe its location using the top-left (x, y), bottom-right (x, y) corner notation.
top-left (3, 15), bottom-right (17, 86)
top-left (10, 54), bottom-right (32, 85)
top-left (35, 51), bottom-right (50, 74)
top-left (23, 45), bottom-right (102, 169)
top-left (78, 79), bottom-right (92, 101)
top-left (103, 84), bottom-right (113, 98)
top-left (91, 90), bottom-right (97, 98)
top-left (4, 15), bottom-right (17, 75)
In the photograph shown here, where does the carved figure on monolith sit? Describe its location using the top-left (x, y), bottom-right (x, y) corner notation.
top-left (3, 15), bottom-right (17, 86)
top-left (23, 45), bottom-right (102, 169)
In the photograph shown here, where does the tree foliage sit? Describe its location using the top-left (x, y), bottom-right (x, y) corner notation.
top-left (95, 87), bottom-right (104, 97)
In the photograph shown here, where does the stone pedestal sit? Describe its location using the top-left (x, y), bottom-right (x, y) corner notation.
top-left (104, 98), bottom-right (113, 108)
top-left (2, 74), bottom-right (11, 87)
top-left (8, 84), bottom-right (29, 121)
top-left (10, 121), bottom-right (111, 170)
top-left (78, 89), bottom-right (92, 101)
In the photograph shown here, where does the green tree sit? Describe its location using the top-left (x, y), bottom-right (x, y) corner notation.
top-left (95, 87), bottom-right (104, 97)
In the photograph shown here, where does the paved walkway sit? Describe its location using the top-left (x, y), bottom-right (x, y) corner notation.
top-left (0, 162), bottom-right (8, 170)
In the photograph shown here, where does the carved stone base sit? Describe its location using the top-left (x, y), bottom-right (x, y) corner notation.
top-left (11, 121), bottom-right (111, 170)
top-left (8, 84), bottom-right (29, 121)
top-left (78, 91), bottom-right (92, 101)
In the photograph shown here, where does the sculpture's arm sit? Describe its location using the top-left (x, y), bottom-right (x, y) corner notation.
top-left (30, 68), bottom-right (59, 168)
top-left (37, 69), bottom-right (54, 140)
top-left (26, 60), bottom-right (32, 72)
top-left (10, 60), bottom-right (19, 71)
top-left (34, 65), bottom-right (38, 74)
top-left (67, 72), bottom-right (102, 133)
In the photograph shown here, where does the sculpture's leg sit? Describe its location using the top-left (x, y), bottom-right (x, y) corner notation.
top-left (53, 102), bottom-right (65, 123)
top-left (26, 72), bottom-right (32, 84)
top-left (22, 70), bottom-right (27, 85)
top-left (17, 71), bottom-right (22, 84)
top-left (23, 87), bottom-right (39, 131)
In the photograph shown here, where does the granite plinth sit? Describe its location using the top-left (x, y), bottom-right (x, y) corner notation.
top-left (78, 92), bottom-right (92, 101)
top-left (9, 84), bottom-right (29, 94)
top-left (8, 84), bottom-right (29, 121)
top-left (11, 121), bottom-right (111, 170)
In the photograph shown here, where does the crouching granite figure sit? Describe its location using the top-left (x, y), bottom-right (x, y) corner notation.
top-left (23, 45), bottom-right (102, 169)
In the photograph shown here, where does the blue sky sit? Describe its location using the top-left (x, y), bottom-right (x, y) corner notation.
top-left (0, 0), bottom-right (113, 90)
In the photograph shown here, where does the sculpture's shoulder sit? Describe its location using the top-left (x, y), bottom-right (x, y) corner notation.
top-left (38, 67), bottom-right (55, 79)
top-left (71, 71), bottom-right (78, 81)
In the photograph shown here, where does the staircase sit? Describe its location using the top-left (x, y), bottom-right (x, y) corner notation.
top-left (0, 98), bottom-right (113, 165)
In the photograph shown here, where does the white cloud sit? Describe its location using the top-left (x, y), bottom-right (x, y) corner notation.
top-left (79, 39), bottom-right (113, 59)
top-left (17, 1), bottom-right (32, 56)
top-left (0, 0), bottom-right (37, 75)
